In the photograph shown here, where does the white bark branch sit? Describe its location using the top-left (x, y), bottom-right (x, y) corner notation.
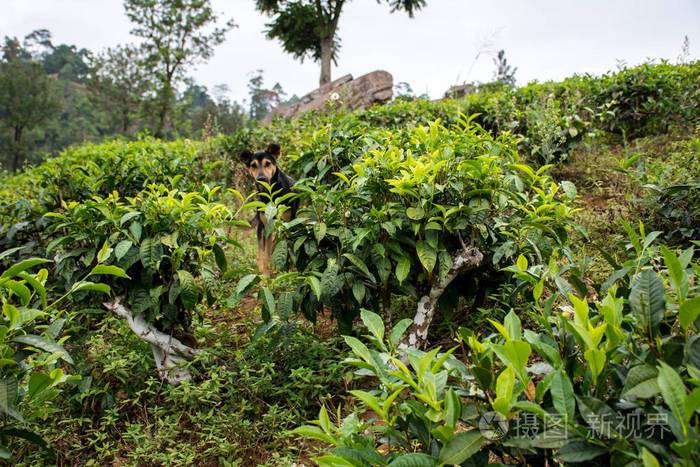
top-left (401, 246), bottom-right (484, 349)
top-left (103, 297), bottom-right (200, 384)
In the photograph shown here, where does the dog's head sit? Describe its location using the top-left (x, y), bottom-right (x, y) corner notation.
top-left (239, 143), bottom-right (280, 186)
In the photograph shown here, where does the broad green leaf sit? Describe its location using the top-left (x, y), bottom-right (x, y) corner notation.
top-left (444, 388), bottom-right (461, 428)
top-left (395, 256), bottom-right (411, 284)
top-left (438, 430), bottom-right (483, 465)
top-left (679, 296), bottom-right (700, 331)
top-left (492, 367), bottom-right (515, 417)
top-left (584, 348), bottom-right (606, 385)
top-left (657, 362), bottom-right (687, 429)
top-left (114, 240), bottom-right (133, 261)
top-left (641, 448), bottom-right (660, 467)
top-left (352, 281), bottom-right (366, 304)
top-left (213, 244), bottom-right (228, 273)
top-left (288, 425), bottom-right (335, 444)
top-left (119, 211), bottom-right (141, 226)
top-left (623, 365), bottom-right (660, 399)
top-left (70, 281), bottom-right (111, 295)
top-left (560, 180), bottom-right (577, 200)
top-left (349, 389), bottom-right (384, 419)
top-left (321, 261), bottom-right (343, 300)
top-left (314, 222), bottom-right (327, 243)
top-left (343, 336), bottom-right (373, 365)
top-left (504, 310), bottom-right (522, 341)
top-left (17, 272), bottom-right (47, 307)
top-left (360, 310), bottom-right (384, 341)
top-left (557, 440), bottom-right (607, 463)
top-left (235, 274), bottom-right (259, 296)
top-left (177, 270), bottom-right (198, 310)
top-left (550, 369), bottom-right (575, 422)
top-left (318, 405), bottom-right (332, 434)
top-left (661, 246), bottom-right (688, 301)
top-left (406, 206), bottom-right (425, 220)
top-left (139, 238), bottom-right (163, 270)
top-left (0, 378), bottom-right (21, 421)
top-left (12, 335), bottom-right (74, 364)
top-left (130, 222), bottom-right (142, 242)
top-left (97, 241), bottom-right (111, 264)
top-left (576, 396), bottom-right (618, 437)
top-left (88, 265), bottom-right (130, 279)
top-left (1, 280), bottom-right (31, 306)
top-left (27, 373), bottom-right (53, 399)
top-left (488, 319), bottom-right (511, 341)
top-left (387, 453), bottom-right (437, 466)
top-left (516, 254), bottom-right (528, 271)
top-left (416, 241), bottom-right (437, 273)
top-left (1, 258), bottom-right (50, 279)
top-left (343, 253), bottom-right (375, 282)
top-left (629, 269), bottom-right (666, 334)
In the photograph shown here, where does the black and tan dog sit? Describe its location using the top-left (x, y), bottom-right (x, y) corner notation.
top-left (239, 143), bottom-right (298, 275)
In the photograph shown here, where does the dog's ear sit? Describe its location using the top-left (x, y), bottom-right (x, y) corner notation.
top-left (266, 143), bottom-right (281, 157)
top-left (239, 150), bottom-right (253, 165)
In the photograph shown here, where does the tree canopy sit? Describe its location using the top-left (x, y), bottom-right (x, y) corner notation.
top-left (123, 0), bottom-right (236, 137)
top-left (256, 0), bottom-right (426, 86)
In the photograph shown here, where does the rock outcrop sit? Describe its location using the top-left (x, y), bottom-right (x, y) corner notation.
top-left (264, 70), bottom-right (393, 123)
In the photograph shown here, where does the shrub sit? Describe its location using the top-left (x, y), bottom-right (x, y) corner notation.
top-left (0, 251), bottom-right (115, 460)
top-left (254, 118), bottom-right (576, 339)
top-left (293, 232), bottom-right (700, 466)
top-left (43, 183), bottom-right (243, 381)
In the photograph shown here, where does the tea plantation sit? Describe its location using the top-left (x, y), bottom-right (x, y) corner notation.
top-left (1, 60), bottom-right (699, 466)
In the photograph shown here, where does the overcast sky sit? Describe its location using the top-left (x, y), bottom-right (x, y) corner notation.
top-left (1, 0), bottom-right (698, 103)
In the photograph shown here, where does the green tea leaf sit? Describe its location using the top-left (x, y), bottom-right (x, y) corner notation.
top-left (88, 265), bottom-right (130, 279)
top-left (176, 270), bottom-right (198, 310)
top-left (629, 269), bottom-right (665, 334)
top-left (395, 255), bottom-right (411, 284)
top-left (139, 238), bottom-right (163, 270)
top-left (416, 240), bottom-right (437, 273)
top-left (360, 310), bottom-right (384, 341)
top-left (1, 258), bottom-right (50, 279)
top-left (213, 244), bottom-right (228, 273)
top-left (550, 369), bottom-right (575, 422)
top-left (623, 365), bottom-right (660, 399)
top-left (438, 430), bottom-right (482, 465)
top-left (12, 335), bottom-right (73, 364)
top-left (657, 362), bottom-right (687, 428)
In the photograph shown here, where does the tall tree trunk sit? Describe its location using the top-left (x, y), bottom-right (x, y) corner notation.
top-left (155, 80), bottom-right (172, 139)
top-left (11, 125), bottom-right (23, 172)
top-left (122, 111), bottom-right (130, 135)
top-left (319, 35), bottom-right (333, 86)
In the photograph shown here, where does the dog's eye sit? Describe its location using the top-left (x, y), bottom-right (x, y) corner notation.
top-left (251, 162), bottom-right (258, 169)
top-left (264, 161), bottom-right (271, 167)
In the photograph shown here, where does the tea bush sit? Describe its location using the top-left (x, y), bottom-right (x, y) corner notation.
top-left (252, 117), bottom-right (577, 341)
top-left (0, 251), bottom-right (116, 460)
top-left (294, 232), bottom-right (700, 465)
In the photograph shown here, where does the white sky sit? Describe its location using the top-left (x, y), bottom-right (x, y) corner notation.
top-left (1, 0), bottom-right (698, 104)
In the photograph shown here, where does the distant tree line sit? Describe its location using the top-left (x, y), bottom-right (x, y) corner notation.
top-left (0, 0), bottom-right (289, 172)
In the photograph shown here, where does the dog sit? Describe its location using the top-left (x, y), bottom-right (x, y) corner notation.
top-left (239, 143), bottom-right (298, 275)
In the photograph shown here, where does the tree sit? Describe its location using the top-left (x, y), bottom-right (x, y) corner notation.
top-left (255, 0), bottom-right (426, 86)
top-left (493, 49), bottom-right (517, 87)
top-left (91, 45), bottom-right (150, 134)
top-left (0, 40), bottom-right (58, 171)
top-left (247, 70), bottom-right (285, 121)
top-left (123, 0), bottom-right (235, 138)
